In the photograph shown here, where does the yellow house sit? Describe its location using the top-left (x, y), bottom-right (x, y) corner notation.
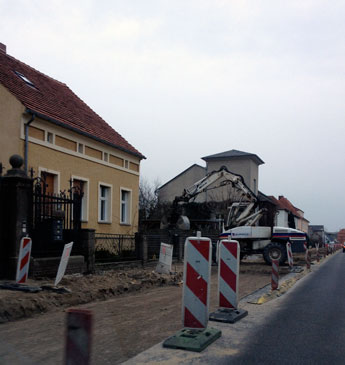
top-left (0, 43), bottom-right (145, 235)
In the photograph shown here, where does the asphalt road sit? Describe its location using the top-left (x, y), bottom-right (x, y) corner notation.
top-left (229, 251), bottom-right (345, 364)
top-left (128, 252), bottom-right (345, 365)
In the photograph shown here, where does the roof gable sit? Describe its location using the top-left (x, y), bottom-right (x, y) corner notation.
top-left (158, 164), bottom-right (206, 190)
top-left (202, 149), bottom-right (264, 165)
top-left (0, 48), bottom-right (144, 159)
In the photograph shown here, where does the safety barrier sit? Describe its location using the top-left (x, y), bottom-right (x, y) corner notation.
top-left (304, 243), bottom-right (311, 270)
top-left (65, 309), bottom-right (93, 364)
top-left (16, 237), bottom-right (32, 284)
top-left (315, 243), bottom-right (320, 263)
top-left (286, 242), bottom-right (293, 270)
top-left (163, 233), bottom-right (221, 352)
top-left (271, 259), bottom-right (279, 290)
top-left (209, 239), bottom-right (247, 323)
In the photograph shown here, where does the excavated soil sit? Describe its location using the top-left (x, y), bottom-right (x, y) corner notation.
top-left (0, 250), bottom-right (320, 324)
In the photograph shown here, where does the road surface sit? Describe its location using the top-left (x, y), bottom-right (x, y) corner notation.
top-left (229, 249), bottom-right (345, 364)
top-left (128, 251), bottom-right (345, 364)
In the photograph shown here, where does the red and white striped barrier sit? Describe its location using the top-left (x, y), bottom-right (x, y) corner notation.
top-left (315, 243), bottom-right (320, 263)
top-left (218, 239), bottom-right (239, 309)
top-left (182, 235), bottom-right (212, 329)
top-left (304, 243), bottom-right (311, 269)
top-left (65, 309), bottom-right (93, 365)
top-left (286, 242), bottom-right (294, 270)
top-left (16, 237), bottom-right (32, 283)
top-left (271, 259), bottom-right (279, 290)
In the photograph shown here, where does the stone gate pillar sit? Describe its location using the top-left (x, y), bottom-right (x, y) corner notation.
top-left (0, 155), bottom-right (33, 279)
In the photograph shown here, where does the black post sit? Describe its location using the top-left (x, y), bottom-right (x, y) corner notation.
top-left (0, 155), bottom-right (33, 279)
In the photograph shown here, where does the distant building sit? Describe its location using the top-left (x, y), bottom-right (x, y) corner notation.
top-left (325, 232), bottom-right (338, 244)
top-left (157, 149), bottom-right (264, 203)
top-left (157, 164), bottom-right (206, 203)
top-left (202, 149), bottom-right (264, 196)
top-left (268, 195), bottom-right (309, 233)
top-left (308, 225), bottom-right (325, 244)
top-left (337, 229), bottom-right (345, 245)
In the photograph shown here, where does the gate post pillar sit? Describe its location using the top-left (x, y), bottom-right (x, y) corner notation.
top-left (0, 155), bottom-right (33, 279)
top-left (80, 229), bottom-right (95, 274)
top-left (141, 235), bottom-right (148, 265)
top-left (178, 234), bottom-right (185, 261)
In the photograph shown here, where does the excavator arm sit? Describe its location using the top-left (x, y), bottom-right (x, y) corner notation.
top-left (174, 166), bottom-right (257, 204)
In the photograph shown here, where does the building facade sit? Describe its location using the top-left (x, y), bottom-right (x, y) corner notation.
top-left (0, 43), bottom-right (144, 235)
top-left (157, 149), bottom-right (263, 203)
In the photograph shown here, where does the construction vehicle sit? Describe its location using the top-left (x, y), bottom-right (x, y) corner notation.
top-left (170, 166), bottom-right (307, 265)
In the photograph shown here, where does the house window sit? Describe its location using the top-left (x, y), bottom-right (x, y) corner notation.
top-left (124, 160), bottom-right (129, 169)
top-left (72, 178), bottom-right (88, 222)
top-left (120, 189), bottom-right (131, 224)
top-left (103, 152), bottom-right (109, 162)
top-left (99, 184), bottom-right (111, 223)
top-left (14, 71), bottom-right (36, 88)
top-left (78, 143), bottom-right (84, 154)
top-left (47, 132), bottom-right (53, 144)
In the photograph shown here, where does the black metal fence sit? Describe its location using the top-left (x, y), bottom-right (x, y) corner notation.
top-left (95, 233), bottom-right (136, 262)
top-left (32, 179), bottom-right (82, 232)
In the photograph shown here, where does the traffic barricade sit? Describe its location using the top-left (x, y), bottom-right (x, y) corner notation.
top-left (209, 239), bottom-right (247, 323)
top-left (163, 233), bottom-right (221, 352)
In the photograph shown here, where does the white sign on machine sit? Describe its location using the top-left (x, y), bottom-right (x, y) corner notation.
top-left (156, 242), bottom-right (173, 274)
top-left (55, 242), bottom-right (73, 286)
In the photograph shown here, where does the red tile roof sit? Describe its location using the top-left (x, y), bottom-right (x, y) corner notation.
top-left (0, 48), bottom-right (144, 159)
top-left (268, 195), bottom-right (301, 217)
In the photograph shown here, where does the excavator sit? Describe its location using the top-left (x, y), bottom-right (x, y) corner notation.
top-left (164, 166), bottom-right (307, 265)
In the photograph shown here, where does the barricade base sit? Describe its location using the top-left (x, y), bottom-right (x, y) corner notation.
top-left (162, 327), bottom-right (221, 352)
top-left (209, 308), bottom-right (248, 324)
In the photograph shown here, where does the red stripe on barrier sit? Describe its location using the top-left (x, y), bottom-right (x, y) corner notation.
top-left (18, 273), bottom-right (27, 284)
top-left (189, 240), bottom-right (210, 261)
top-left (186, 263), bottom-right (207, 305)
top-left (20, 252), bottom-right (30, 271)
top-left (22, 238), bottom-right (31, 248)
top-left (184, 307), bottom-right (204, 328)
top-left (219, 292), bottom-right (234, 309)
top-left (223, 241), bottom-right (238, 259)
top-left (220, 258), bottom-right (236, 292)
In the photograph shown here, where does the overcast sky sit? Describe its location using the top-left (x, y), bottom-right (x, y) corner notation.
top-left (1, 0), bottom-right (345, 231)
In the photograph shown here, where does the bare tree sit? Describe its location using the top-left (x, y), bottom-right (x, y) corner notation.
top-left (139, 177), bottom-right (161, 221)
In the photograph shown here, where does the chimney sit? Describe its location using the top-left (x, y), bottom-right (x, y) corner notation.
top-left (278, 195), bottom-right (283, 200)
top-left (0, 43), bottom-right (6, 54)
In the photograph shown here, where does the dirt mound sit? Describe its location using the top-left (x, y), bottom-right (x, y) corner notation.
top-left (0, 267), bottom-right (183, 324)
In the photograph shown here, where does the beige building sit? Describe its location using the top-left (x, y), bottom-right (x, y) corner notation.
top-left (157, 149), bottom-right (263, 203)
top-left (0, 43), bottom-right (145, 235)
top-left (158, 164), bottom-right (206, 203)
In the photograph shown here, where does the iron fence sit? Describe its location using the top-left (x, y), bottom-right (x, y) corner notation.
top-left (95, 233), bottom-right (136, 261)
top-left (32, 176), bottom-right (82, 232)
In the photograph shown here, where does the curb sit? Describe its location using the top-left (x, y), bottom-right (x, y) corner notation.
top-left (247, 252), bottom-right (337, 305)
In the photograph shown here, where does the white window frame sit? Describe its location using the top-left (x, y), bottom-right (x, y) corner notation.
top-left (98, 182), bottom-right (112, 223)
top-left (71, 175), bottom-right (89, 222)
top-left (46, 131), bottom-right (54, 144)
top-left (120, 187), bottom-right (132, 225)
top-left (38, 167), bottom-right (60, 193)
top-left (78, 143), bottom-right (84, 154)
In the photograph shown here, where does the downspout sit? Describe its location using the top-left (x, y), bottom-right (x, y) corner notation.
top-left (24, 112), bottom-right (36, 174)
